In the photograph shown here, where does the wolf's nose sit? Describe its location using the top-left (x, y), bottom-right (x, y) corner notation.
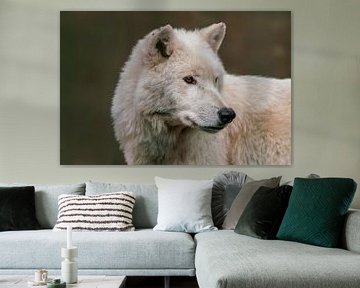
top-left (218, 107), bottom-right (236, 125)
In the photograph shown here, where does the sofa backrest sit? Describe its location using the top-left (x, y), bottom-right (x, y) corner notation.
top-left (86, 181), bottom-right (158, 229)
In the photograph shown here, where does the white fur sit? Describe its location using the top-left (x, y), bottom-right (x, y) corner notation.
top-left (112, 23), bottom-right (291, 165)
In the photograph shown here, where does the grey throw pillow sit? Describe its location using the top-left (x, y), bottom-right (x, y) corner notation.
top-left (212, 171), bottom-right (252, 228)
top-left (222, 176), bottom-right (281, 230)
top-left (86, 181), bottom-right (158, 229)
top-left (153, 177), bottom-right (217, 233)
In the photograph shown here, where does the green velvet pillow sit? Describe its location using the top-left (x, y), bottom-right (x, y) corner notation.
top-left (277, 178), bottom-right (357, 247)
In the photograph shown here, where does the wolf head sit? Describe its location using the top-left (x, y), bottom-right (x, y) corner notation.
top-left (115, 23), bottom-right (236, 135)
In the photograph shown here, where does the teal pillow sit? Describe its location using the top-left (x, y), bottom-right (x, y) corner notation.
top-left (277, 178), bottom-right (357, 247)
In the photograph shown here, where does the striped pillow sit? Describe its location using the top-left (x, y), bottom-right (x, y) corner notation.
top-left (53, 192), bottom-right (135, 231)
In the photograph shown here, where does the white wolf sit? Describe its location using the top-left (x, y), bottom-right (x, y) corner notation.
top-left (112, 23), bottom-right (291, 165)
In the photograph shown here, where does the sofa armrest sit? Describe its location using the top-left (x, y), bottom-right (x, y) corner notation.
top-left (342, 209), bottom-right (360, 253)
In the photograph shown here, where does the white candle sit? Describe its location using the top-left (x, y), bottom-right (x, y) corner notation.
top-left (67, 225), bottom-right (72, 249)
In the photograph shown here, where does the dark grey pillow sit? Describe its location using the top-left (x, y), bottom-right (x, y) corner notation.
top-left (212, 171), bottom-right (252, 228)
top-left (235, 185), bottom-right (293, 239)
top-left (223, 176), bottom-right (282, 230)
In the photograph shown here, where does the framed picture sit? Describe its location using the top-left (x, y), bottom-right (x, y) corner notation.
top-left (60, 11), bottom-right (291, 165)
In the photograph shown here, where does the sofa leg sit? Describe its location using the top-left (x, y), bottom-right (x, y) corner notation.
top-left (164, 276), bottom-right (170, 288)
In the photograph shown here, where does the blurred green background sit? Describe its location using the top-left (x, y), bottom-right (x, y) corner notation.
top-left (60, 11), bottom-right (291, 165)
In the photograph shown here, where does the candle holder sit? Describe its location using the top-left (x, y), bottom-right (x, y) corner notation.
top-left (61, 247), bottom-right (78, 284)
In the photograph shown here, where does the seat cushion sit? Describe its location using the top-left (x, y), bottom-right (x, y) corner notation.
top-left (195, 230), bottom-right (360, 288)
top-left (0, 229), bottom-right (195, 271)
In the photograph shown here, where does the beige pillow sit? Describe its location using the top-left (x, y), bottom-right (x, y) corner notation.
top-left (222, 177), bottom-right (281, 230)
top-left (53, 192), bottom-right (136, 232)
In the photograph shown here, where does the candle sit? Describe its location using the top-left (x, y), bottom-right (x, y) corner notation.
top-left (67, 225), bottom-right (72, 249)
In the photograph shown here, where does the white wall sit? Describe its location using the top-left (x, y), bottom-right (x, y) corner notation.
top-left (0, 0), bottom-right (359, 208)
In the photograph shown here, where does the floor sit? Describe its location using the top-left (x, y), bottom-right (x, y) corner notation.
top-left (0, 276), bottom-right (198, 288)
top-left (126, 276), bottom-right (199, 288)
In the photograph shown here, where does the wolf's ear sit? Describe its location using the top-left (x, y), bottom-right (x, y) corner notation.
top-left (146, 25), bottom-right (174, 63)
top-left (200, 23), bottom-right (226, 52)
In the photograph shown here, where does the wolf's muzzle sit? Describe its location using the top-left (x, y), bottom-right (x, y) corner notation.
top-left (218, 107), bottom-right (236, 125)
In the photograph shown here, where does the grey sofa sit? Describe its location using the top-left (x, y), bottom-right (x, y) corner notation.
top-left (0, 181), bottom-right (359, 288)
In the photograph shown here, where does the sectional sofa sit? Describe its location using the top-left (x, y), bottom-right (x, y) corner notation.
top-left (0, 180), bottom-right (359, 288)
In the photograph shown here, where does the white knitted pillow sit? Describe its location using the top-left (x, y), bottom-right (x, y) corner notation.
top-left (53, 192), bottom-right (135, 231)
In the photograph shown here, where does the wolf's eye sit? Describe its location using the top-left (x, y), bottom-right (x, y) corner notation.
top-left (214, 77), bottom-right (219, 84)
top-left (183, 76), bottom-right (197, 85)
